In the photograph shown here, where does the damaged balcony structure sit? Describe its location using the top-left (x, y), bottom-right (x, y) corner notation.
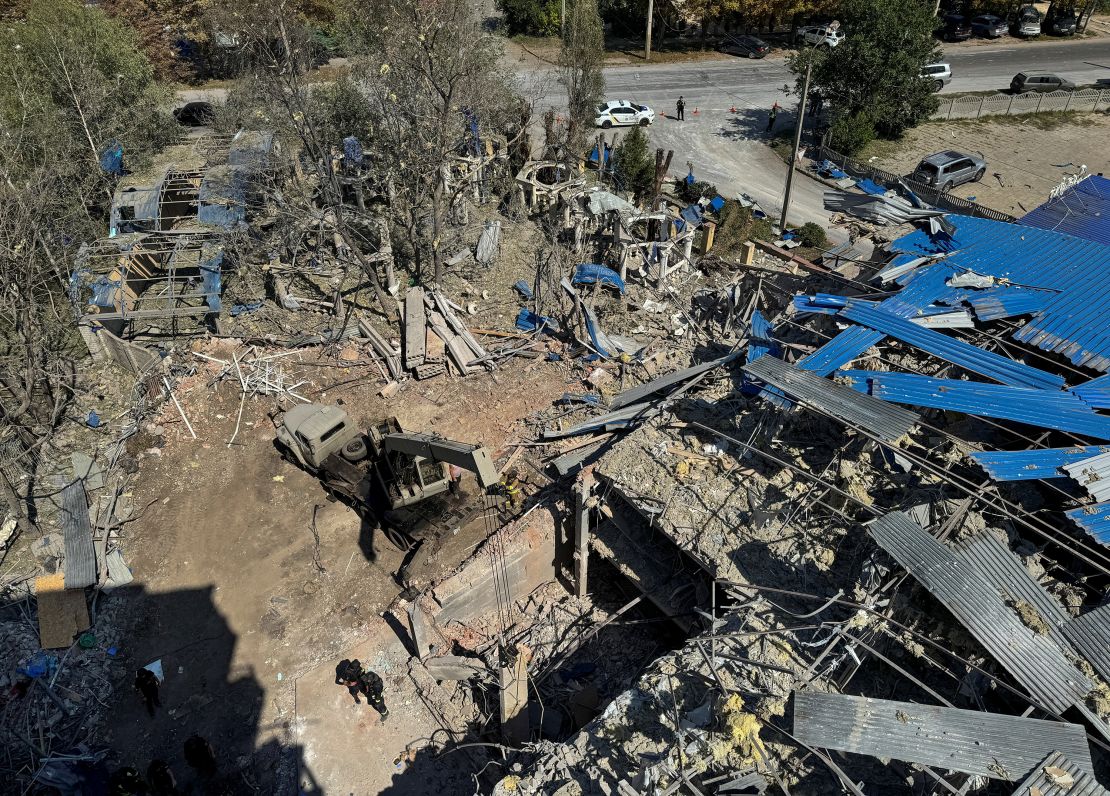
top-left (503, 215), bottom-right (1110, 794)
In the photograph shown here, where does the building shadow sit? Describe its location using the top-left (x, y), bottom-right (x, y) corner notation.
top-left (2, 582), bottom-right (312, 795)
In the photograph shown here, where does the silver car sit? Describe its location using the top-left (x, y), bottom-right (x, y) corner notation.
top-left (911, 150), bottom-right (987, 192)
top-left (921, 63), bottom-right (952, 91)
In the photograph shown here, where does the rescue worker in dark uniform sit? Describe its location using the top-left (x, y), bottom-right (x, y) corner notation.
top-left (146, 759), bottom-right (177, 795)
top-left (335, 659), bottom-right (389, 720)
top-left (109, 766), bottom-right (147, 795)
top-left (183, 735), bottom-right (218, 778)
top-left (134, 668), bottom-right (161, 717)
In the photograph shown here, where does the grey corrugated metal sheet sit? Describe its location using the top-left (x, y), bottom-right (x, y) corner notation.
top-left (869, 512), bottom-right (1091, 713)
top-left (59, 479), bottom-right (96, 589)
top-left (742, 356), bottom-right (919, 443)
top-left (1060, 603), bottom-right (1110, 684)
top-left (839, 302), bottom-right (1065, 390)
top-left (1062, 452), bottom-right (1110, 502)
top-left (951, 531), bottom-right (1070, 630)
top-left (792, 691), bottom-right (1092, 781)
top-left (1009, 751), bottom-right (1110, 796)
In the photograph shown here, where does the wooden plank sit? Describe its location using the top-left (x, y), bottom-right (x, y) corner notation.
top-left (36, 572), bottom-right (90, 649)
top-left (403, 287), bottom-right (426, 369)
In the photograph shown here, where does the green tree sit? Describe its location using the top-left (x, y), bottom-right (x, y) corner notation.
top-left (613, 126), bottom-right (653, 201)
top-left (559, 0), bottom-right (605, 163)
top-left (497, 0), bottom-right (562, 36)
top-left (789, 0), bottom-right (940, 149)
top-left (0, 0), bottom-right (177, 233)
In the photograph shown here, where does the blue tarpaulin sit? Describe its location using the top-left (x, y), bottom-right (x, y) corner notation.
top-left (709, 196), bottom-right (725, 213)
top-left (857, 179), bottom-right (887, 196)
top-left (588, 143), bottom-right (611, 167)
top-left (680, 204), bottom-right (705, 229)
top-left (514, 280), bottom-right (534, 299)
top-left (342, 136), bottom-right (364, 164)
top-left (198, 166), bottom-right (248, 229)
top-left (516, 308), bottom-right (553, 332)
top-left (573, 264), bottom-right (625, 294)
top-left (100, 141), bottom-right (124, 176)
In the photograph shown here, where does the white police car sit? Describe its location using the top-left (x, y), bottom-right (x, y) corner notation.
top-left (594, 100), bottom-right (655, 129)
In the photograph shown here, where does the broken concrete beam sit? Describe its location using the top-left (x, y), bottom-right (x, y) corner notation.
top-left (425, 654), bottom-right (489, 682)
top-left (357, 316), bottom-right (402, 380)
top-left (431, 291), bottom-right (488, 361)
top-left (574, 481), bottom-right (591, 598)
top-left (415, 362), bottom-right (446, 380)
top-left (426, 311), bottom-right (473, 375)
top-left (500, 645), bottom-right (530, 745)
top-left (426, 328), bottom-right (446, 363)
top-left (407, 602), bottom-right (433, 658)
top-left (403, 287), bottom-right (426, 369)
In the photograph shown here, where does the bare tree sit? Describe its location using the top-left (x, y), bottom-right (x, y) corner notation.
top-left (559, 0), bottom-right (605, 166)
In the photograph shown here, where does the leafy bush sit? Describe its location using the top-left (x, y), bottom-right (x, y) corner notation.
top-left (713, 201), bottom-right (753, 255)
top-left (612, 126), bottom-right (654, 201)
top-left (797, 222), bottom-right (827, 248)
top-left (498, 0), bottom-right (562, 36)
top-left (750, 218), bottom-right (776, 242)
top-left (830, 110), bottom-right (876, 154)
top-left (676, 178), bottom-right (718, 204)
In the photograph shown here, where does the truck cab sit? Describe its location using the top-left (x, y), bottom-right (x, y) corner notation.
top-left (276, 403), bottom-right (359, 471)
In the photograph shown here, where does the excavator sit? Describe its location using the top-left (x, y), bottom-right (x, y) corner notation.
top-left (275, 403), bottom-right (503, 589)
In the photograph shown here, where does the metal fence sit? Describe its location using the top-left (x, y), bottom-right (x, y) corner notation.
top-left (810, 144), bottom-right (1017, 223)
top-left (933, 88), bottom-right (1110, 121)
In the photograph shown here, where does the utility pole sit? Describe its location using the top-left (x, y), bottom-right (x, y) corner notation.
top-left (780, 57), bottom-right (812, 234)
top-left (645, 0), bottom-right (654, 62)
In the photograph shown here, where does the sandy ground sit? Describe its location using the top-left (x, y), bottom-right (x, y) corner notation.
top-left (103, 348), bottom-right (571, 791)
top-left (860, 113), bottom-right (1110, 217)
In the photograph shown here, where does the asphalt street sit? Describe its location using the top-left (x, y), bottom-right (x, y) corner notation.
top-left (177, 35), bottom-right (1110, 237)
top-left (521, 36), bottom-right (1110, 238)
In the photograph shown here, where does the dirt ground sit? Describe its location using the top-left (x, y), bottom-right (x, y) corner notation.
top-left (859, 112), bottom-right (1110, 216)
top-left (101, 346), bottom-right (572, 791)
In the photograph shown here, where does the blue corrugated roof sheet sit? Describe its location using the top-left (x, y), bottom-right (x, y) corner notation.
top-left (837, 371), bottom-right (1110, 440)
top-left (965, 286), bottom-right (1057, 322)
top-left (891, 215), bottom-right (1110, 373)
top-left (1065, 501), bottom-right (1110, 544)
top-left (839, 302), bottom-right (1065, 390)
top-left (968, 446), bottom-right (1110, 481)
top-left (1072, 373), bottom-right (1110, 408)
top-left (1020, 175), bottom-right (1110, 247)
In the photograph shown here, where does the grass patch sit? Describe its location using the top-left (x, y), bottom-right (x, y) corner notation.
top-left (855, 136), bottom-right (905, 162)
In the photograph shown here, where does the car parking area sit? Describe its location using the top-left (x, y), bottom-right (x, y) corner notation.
top-left (859, 112), bottom-right (1110, 216)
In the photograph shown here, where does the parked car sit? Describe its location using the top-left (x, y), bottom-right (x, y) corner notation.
top-left (911, 150), bottom-right (987, 192)
top-left (594, 100), bottom-right (655, 129)
top-left (941, 14), bottom-right (972, 41)
top-left (797, 25), bottom-right (845, 47)
top-left (970, 14), bottom-right (1008, 38)
top-left (921, 63), bottom-right (952, 91)
top-left (718, 34), bottom-right (770, 58)
top-left (1010, 71), bottom-right (1075, 93)
top-left (1013, 5), bottom-right (1042, 37)
top-left (1045, 8), bottom-right (1078, 35)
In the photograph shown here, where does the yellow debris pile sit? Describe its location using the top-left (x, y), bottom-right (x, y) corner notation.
top-left (717, 694), bottom-right (765, 765)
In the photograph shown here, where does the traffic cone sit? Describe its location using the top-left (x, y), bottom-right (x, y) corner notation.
top-left (730, 105), bottom-right (737, 113)
top-left (693, 107), bottom-right (700, 115)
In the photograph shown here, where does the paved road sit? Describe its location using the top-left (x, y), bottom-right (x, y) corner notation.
top-left (525, 36), bottom-right (1110, 237)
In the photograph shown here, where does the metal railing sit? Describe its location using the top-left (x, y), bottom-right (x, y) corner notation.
top-left (811, 144), bottom-right (1017, 223)
top-left (933, 88), bottom-right (1110, 121)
